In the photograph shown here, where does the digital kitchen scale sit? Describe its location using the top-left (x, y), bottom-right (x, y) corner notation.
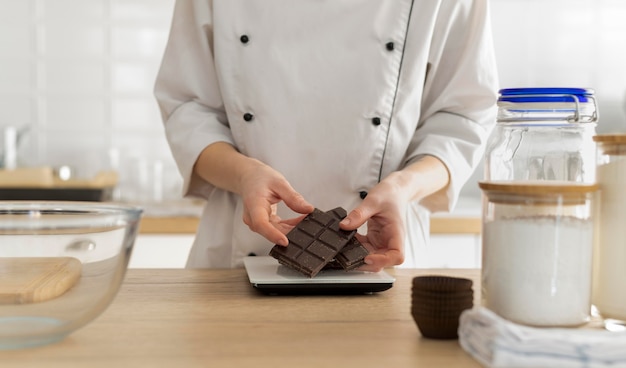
top-left (243, 256), bottom-right (395, 295)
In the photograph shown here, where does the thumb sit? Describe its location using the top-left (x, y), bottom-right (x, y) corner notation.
top-left (340, 205), bottom-right (372, 230)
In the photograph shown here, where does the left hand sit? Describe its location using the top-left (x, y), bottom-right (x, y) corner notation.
top-left (339, 176), bottom-right (407, 272)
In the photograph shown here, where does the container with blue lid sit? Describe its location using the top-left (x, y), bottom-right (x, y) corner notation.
top-left (484, 87), bottom-right (598, 182)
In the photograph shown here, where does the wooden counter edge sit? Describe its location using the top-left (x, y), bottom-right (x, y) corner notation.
top-left (139, 216), bottom-right (481, 235)
top-left (429, 217), bottom-right (481, 234)
top-left (139, 216), bottom-right (200, 234)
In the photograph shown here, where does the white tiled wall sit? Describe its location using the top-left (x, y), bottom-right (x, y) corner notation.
top-left (1, 0), bottom-right (626, 200)
top-left (0, 0), bottom-right (178, 202)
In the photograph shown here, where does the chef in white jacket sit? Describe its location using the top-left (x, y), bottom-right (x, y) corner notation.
top-left (155, 0), bottom-right (498, 270)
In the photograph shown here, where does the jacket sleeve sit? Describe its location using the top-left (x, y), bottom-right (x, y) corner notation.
top-left (154, 0), bottom-right (232, 199)
top-left (408, 0), bottom-right (499, 212)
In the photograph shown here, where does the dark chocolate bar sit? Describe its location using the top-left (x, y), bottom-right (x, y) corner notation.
top-left (269, 208), bottom-right (356, 277)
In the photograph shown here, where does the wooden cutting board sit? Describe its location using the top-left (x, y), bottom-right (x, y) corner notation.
top-left (0, 257), bottom-right (82, 304)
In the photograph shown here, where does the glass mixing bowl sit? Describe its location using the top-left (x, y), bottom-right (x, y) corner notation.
top-left (0, 201), bottom-right (142, 349)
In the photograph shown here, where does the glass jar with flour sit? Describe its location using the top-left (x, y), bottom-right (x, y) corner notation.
top-left (479, 181), bottom-right (599, 327)
top-left (592, 134), bottom-right (626, 330)
top-left (484, 87), bottom-right (598, 183)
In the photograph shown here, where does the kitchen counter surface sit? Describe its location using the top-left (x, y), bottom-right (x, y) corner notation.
top-left (138, 197), bottom-right (482, 235)
top-left (0, 267), bottom-right (482, 368)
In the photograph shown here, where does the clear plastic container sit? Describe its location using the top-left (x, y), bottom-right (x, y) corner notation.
top-left (479, 181), bottom-right (599, 327)
top-left (592, 134), bottom-right (626, 331)
top-left (484, 88), bottom-right (598, 183)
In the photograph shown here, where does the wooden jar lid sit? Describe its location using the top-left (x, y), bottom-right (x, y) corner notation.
top-left (594, 134), bottom-right (626, 155)
top-left (478, 181), bottom-right (599, 205)
top-left (593, 134), bottom-right (626, 143)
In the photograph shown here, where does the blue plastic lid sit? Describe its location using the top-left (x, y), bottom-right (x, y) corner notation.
top-left (499, 87), bottom-right (595, 103)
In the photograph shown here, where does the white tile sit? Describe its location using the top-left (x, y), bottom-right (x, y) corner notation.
top-left (42, 23), bottom-right (105, 58)
top-left (0, 22), bottom-right (33, 58)
top-left (599, 1), bottom-right (626, 29)
top-left (42, 0), bottom-right (105, 21)
top-left (0, 60), bottom-right (33, 94)
top-left (112, 62), bottom-right (158, 93)
top-left (0, 0), bottom-right (32, 21)
top-left (45, 96), bottom-right (107, 130)
top-left (112, 97), bottom-right (161, 130)
top-left (45, 61), bottom-right (105, 94)
top-left (111, 0), bottom-right (175, 22)
top-left (0, 97), bottom-right (34, 125)
top-left (597, 30), bottom-right (626, 69)
top-left (594, 69), bottom-right (626, 98)
top-left (531, 66), bottom-right (595, 88)
top-left (112, 27), bottom-right (170, 59)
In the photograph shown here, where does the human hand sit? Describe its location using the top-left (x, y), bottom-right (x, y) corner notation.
top-left (239, 162), bottom-right (314, 246)
top-left (339, 177), bottom-right (408, 272)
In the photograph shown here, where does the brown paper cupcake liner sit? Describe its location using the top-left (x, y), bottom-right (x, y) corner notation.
top-left (411, 291), bottom-right (474, 301)
top-left (411, 306), bottom-right (472, 318)
top-left (411, 301), bottom-right (473, 313)
top-left (412, 275), bottom-right (473, 293)
top-left (412, 315), bottom-right (461, 340)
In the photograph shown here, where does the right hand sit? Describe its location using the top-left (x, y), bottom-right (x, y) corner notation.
top-left (239, 162), bottom-right (314, 246)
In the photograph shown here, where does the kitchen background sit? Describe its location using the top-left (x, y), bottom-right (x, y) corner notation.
top-left (1, 0), bottom-right (626, 202)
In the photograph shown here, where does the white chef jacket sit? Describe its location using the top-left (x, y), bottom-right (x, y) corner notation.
top-left (154, 0), bottom-right (498, 268)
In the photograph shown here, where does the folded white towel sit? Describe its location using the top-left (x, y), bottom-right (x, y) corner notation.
top-left (458, 307), bottom-right (626, 368)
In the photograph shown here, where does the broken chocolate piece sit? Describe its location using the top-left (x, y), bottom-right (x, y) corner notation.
top-left (325, 207), bottom-right (369, 270)
top-left (269, 208), bottom-right (356, 277)
top-left (334, 236), bottom-right (369, 270)
top-left (322, 259), bottom-right (344, 270)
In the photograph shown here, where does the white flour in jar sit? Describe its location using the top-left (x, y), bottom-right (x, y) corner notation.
top-left (594, 159), bottom-right (626, 321)
top-left (483, 215), bottom-right (593, 326)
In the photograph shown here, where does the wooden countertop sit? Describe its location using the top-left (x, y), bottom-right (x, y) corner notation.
top-left (0, 268), bottom-right (482, 368)
top-left (139, 216), bottom-right (481, 235)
